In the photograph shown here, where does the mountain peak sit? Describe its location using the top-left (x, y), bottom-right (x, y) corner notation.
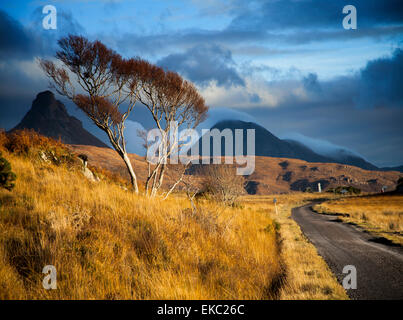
top-left (198, 120), bottom-right (379, 171)
top-left (36, 90), bottom-right (54, 98)
top-left (29, 90), bottom-right (69, 119)
top-left (11, 91), bottom-right (108, 148)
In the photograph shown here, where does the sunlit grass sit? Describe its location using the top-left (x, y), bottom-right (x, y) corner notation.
top-left (0, 130), bottom-right (351, 300)
top-left (241, 194), bottom-right (348, 300)
top-left (0, 151), bottom-right (282, 299)
top-left (314, 195), bottom-right (403, 245)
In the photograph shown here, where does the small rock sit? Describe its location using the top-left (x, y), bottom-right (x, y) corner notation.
top-left (39, 151), bottom-right (50, 163)
top-left (83, 167), bottom-right (100, 182)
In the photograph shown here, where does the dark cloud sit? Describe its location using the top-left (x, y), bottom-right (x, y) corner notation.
top-left (283, 25), bottom-right (403, 45)
top-left (0, 10), bottom-right (40, 59)
top-left (0, 8), bottom-right (85, 60)
top-left (228, 0), bottom-right (403, 31)
top-left (158, 44), bottom-right (245, 87)
top-left (110, 0), bottom-right (403, 56)
top-left (286, 48), bottom-right (403, 110)
top-left (114, 25), bottom-right (403, 57)
top-left (262, 50), bottom-right (403, 166)
top-left (28, 6), bottom-right (85, 56)
top-left (30, 6), bottom-right (84, 37)
top-left (303, 73), bottom-right (321, 93)
top-left (113, 29), bottom-right (270, 56)
top-left (0, 8), bottom-right (85, 129)
top-left (356, 48), bottom-right (403, 108)
top-left (243, 101), bottom-right (403, 168)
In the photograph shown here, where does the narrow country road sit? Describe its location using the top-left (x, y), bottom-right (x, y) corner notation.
top-left (292, 203), bottom-right (403, 300)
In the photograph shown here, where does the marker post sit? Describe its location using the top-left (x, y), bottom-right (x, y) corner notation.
top-left (273, 198), bottom-right (278, 215)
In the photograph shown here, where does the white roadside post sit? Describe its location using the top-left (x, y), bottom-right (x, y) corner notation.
top-left (318, 183), bottom-right (322, 193)
top-left (273, 198), bottom-right (278, 215)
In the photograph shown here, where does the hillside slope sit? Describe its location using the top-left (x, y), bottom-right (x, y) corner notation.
top-left (381, 165), bottom-right (403, 173)
top-left (69, 144), bottom-right (401, 195)
top-left (0, 131), bottom-right (281, 299)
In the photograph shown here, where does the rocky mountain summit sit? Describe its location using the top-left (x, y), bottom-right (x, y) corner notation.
top-left (11, 91), bottom-right (108, 148)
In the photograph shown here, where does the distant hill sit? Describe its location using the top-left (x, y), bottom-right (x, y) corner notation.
top-left (11, 91), bottom-right (108, 148)
top-left (196, 120), bottom-right (378, 171)
top-left (197, 120), bottom-right (332, 162)
top-left (325, 150), bottom-right (378, 171)
top-left (286, 140), bottom-right (378, 171)
top-left (69, 144), bottom-right (401, 195)
top-left (380, 165), bottom-right (403, 173)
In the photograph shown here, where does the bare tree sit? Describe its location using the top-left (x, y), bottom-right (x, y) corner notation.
top-left (199, 165), bottom-right (246, 206)
top-left (161, 162), bottom-right (201, 213)
top-left (40, 35), bottom-right (208, 197)
top-left (40, 35), bottom-right (145, 193)
top-left (136, 62), bottom-right (208, 197)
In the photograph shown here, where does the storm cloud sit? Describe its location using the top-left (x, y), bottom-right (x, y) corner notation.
top-left (228, 0), bottom-right (403, 31)
top-left (356, 48), bottom-right (403, 108)
top-left (158, 44), bottom-right (245, 88)
top-left (0, 10), bottom-right (41, 59)
top-left (108, 0), bottom-right (403, 57)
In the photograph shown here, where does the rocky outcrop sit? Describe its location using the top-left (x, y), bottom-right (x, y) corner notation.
top-left (78, 155), bottom-right (99, 182)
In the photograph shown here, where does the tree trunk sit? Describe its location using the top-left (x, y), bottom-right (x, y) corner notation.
top-left (122, 152), bottom-right (139, 193)
top-left (150, 163), bottom-right (166, 197)
top-left (157, 164), bottom-right (166, 190)
top-left (146, 163), bottom-right (159, 196)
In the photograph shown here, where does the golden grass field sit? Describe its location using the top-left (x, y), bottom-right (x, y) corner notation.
top-left (0, 130), bottom-right (352, 300)
top-left (0, 150), bottom-right (283, 299)
top-left (313, 195), bottom-right (403, 245)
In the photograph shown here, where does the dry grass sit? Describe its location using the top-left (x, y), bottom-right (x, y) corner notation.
top-left (314, 195), bottom-right (403, 245)
top-left (241, 194), bottom-right (348, 300)
top-left (0, 130), bottom-right (353, 300)
top-left (0, 148), bottom-right (282, 299)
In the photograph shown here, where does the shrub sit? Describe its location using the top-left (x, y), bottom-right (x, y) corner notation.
top-left (4, 130), bottom-right (76, 167)
top-left (304, 187), bottom-right (313, 193)
top-left (278, 161), bottom-right (289, 170)
top-left (5, 129), bottom-right (63, 155)
top-left (0, 129), bottom-right (7, 150)
top-left (199, 165), bottom-right (245, 206)
top-left (0, 152), bottom-right (16, 191)
top-left (329, 186), bottom-right (361, 195)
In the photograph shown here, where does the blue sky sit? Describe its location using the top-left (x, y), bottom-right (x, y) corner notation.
top-left (0, 0), bottom-right (402, 166)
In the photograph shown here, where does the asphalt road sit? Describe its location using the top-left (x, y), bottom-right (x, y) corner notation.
top-left (292, 203), bottom-right (403, 300)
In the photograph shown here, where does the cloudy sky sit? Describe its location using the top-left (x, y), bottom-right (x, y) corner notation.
top-left (0, 0), bottom-right (402, 167)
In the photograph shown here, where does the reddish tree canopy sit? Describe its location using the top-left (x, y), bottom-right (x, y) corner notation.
top-left (40, 35), bottom-right (209, 196)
